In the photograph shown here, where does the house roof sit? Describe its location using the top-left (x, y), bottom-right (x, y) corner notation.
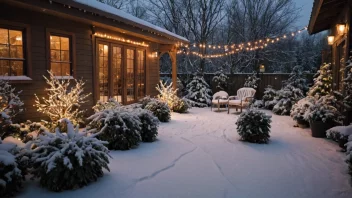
top-left (308, 0), bottom-right (348, 34)
top-left (64, 0), bottom-right (189, 43)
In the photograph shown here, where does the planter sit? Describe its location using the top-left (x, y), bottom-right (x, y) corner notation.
top-left (296, 119), bottom-right (310, 128)
top-left (309, 120), bottom-right (336, 138)
top-left (343, 110), bottom-right (352, 125)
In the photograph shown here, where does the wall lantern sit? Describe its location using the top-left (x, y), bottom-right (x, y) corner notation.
top-left (327, 36), bottom-right (335, 45)
top-left (259, 64), bottom-right (265, 73)
top-left (150, 51), bottom-right (158, 58)
top-left (337, 23), bottom-right (346, 35)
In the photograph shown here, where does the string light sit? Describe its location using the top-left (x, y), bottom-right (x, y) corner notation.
top-left (176, 27), bottom-right (308, 59)
top-left (94, 32), bottom-right (149, 47)
top-left (182, 27), bottom-right (307, 51)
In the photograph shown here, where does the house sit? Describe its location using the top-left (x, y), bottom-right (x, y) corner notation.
top-left (308, 0), bottom-right (350, 91)
top-left (0, 0), bottom-right (188, 121)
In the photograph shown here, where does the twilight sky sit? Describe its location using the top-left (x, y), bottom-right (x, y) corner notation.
top-left (295, 0), bottom-right (314, 27)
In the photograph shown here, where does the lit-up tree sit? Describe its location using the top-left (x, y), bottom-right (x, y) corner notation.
top-left (34, 71), bottom-right (90, 125)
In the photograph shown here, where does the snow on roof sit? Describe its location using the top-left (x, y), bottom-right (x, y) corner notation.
top-left (73, 0), bottom-right (189, 43)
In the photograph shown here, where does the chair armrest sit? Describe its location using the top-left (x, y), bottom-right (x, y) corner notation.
top-left (228, 96), bottom-right (239, 100)
top-left (244, 97), bottom-right (254, 102)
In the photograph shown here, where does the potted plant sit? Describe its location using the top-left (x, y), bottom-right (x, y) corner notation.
top-left (290, 96), bottom-right (315, 128)
top-left (305, 96), bottom-right (342, 138)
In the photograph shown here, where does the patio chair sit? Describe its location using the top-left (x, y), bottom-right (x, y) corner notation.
top-left (228, 88), bottom-right (256, 114)
top-left (211, 91), bottom-right (229, 111)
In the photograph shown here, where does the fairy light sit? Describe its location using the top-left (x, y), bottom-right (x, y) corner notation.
top-left (94, 32), bottom-right (149, 47)
top-left (176, 27), bottom-right (307, 59)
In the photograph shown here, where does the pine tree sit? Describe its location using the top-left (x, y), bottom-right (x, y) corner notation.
top-left (185, 75), bottom-right (212, 107)
top-left (285, 65), bottom-right (309, 94)
top-left (244, 72), bottom-right (260, 89)
top-left (212, 69), bottom-right (229, 91)
top-left (307, 63), bottom-right (333, 98)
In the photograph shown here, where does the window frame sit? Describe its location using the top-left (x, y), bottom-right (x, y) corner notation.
top-left (46, 29), bottom-right (76, 78)
top-left (0, 20), bottom-right (31, 82)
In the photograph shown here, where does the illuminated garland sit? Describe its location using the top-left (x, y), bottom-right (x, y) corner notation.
top-left (177, 27), bottom-right (307, 59)
top-left (94, 33), bottom-right (149, 47)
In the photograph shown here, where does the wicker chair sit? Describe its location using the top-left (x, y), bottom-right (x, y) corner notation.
top-left (211, 91), bottom-right (229, 111)
top-left (228, 88), bottom-right (256, 114)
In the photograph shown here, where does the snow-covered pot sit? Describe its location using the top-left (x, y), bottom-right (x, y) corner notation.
top-left (309, 120), bottom-right (336, 138)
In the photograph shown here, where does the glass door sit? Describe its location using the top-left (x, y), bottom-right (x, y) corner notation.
top-left (126, 48), bottom-right (135, 103)
top-left (112, 45), bottom-right (123, 103)
top-left (98, 43), bottom-right (109, 102)
top-left (96, 41), bottom-right (145, 104)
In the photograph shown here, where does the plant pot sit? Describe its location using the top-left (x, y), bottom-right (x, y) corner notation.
top-left (343, 110), bottom-right (352, 125)
top-left (296, 119), bottom-right (310, 128)
top-left (309, 120), bottom-right (336, 138)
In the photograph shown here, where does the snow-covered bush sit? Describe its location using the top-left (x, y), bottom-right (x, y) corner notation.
top-left (305, 95), bottom-right (342, 123)
top-left (308, 63), bottom-right (333, 98)
top-left (212, 69), bottom-right (228, 91)
top-left (3, 121), bottom-right (49, 143)
top-left (284, 65), bottom-right (309, 94)
top-left (236, 109), bottom-right (272, 143)
top-left (290, 96), bottom-right (315, 122)
top-left (31, 119), bottom-right (110, 191)
top-left (88, 109), bottom-right (142, 150)
top-left (145, 100), bottom-right (171, 122)
top-left (139, 96), bottom-right (153, 109)
top-left (252, 100), bottom-right (264, 108)
top-left (93, 98), bottom-right (121, 112)
top-left (135, 108), bottom-right (159, 142)
top-left (326, 125), bottom-right (352, 149)
top-left (0, 139), bottom-right (23, 197)
top-left (34, 71), bottom-right (91, 125)
top-left (244, 72), bottom-right (260, 89)
top-left (172, 98), bottom-right (190, 113)
top-left (272, 85), bottom-right (304, 115)
top-left (184, 75), bottom-right (212, 107)
top-left (0, 80), bottom-right (23, 139)
top-left (262, 85), bottom-right (277, 110)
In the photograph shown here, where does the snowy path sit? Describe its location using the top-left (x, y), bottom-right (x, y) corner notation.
top-left (20, 108), bottom-right (352, 198)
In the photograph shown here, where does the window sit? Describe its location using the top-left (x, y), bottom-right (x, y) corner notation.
top-left (49, 34), bottom-right (72, 76)
top-left (126, 49), bottom-right (135, 102)
top-left (0, 27), bottom-right (24, 76)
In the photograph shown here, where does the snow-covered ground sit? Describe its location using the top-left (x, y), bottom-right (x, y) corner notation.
top-left (19, 108), bottom-right (352, 198)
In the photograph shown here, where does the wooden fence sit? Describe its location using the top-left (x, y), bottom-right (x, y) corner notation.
top-left (160, 73), bottom-right (314, 99)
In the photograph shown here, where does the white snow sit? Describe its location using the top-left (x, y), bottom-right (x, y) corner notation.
top-left (327, 125), bottom-right (352, 137)
top-left (0, 76), bottom-right (32, 81)
top-left (19, 108), bottom-right (352, 198)
top-left (72, 0), bottom-right (189, 43)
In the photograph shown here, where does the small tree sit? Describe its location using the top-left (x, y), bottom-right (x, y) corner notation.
top-left (308, 63), bottom-right (333, 98)
top-left (156, 81), bottom-right (178, 109)
top-left (34, 71), bottom-right (91, 125)
top-left (185, 75), bottom-right (212, 107)
top-left (212, 69), bottom-right (228, 91)
top-left (0, 80), bottom-right (23, 139)
top-left (244, 72), bottom-right (260, 89)
top-left (284, 65), bottom-right (309, 94)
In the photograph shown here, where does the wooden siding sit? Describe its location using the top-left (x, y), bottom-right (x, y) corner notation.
top-left (0, 3), bottom-right (162, 122)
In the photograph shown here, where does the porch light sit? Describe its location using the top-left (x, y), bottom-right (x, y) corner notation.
top-left (259, 64), bottom-right (265, 73)
top-left (327, 36), bottom-right (335, 45)
top-left (337, 23), bottom-right (346, 35)
top-left (150, 51), bottom-right (158, 58)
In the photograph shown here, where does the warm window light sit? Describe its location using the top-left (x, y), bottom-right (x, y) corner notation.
top-left (259, 64), bottom-right (265, 72)
top-left (150, 52), bottom-right (158, 58)
top-left (337, 23), bottom-right (346, 35)
top-left (327, 36), bottom-right (335, 45)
